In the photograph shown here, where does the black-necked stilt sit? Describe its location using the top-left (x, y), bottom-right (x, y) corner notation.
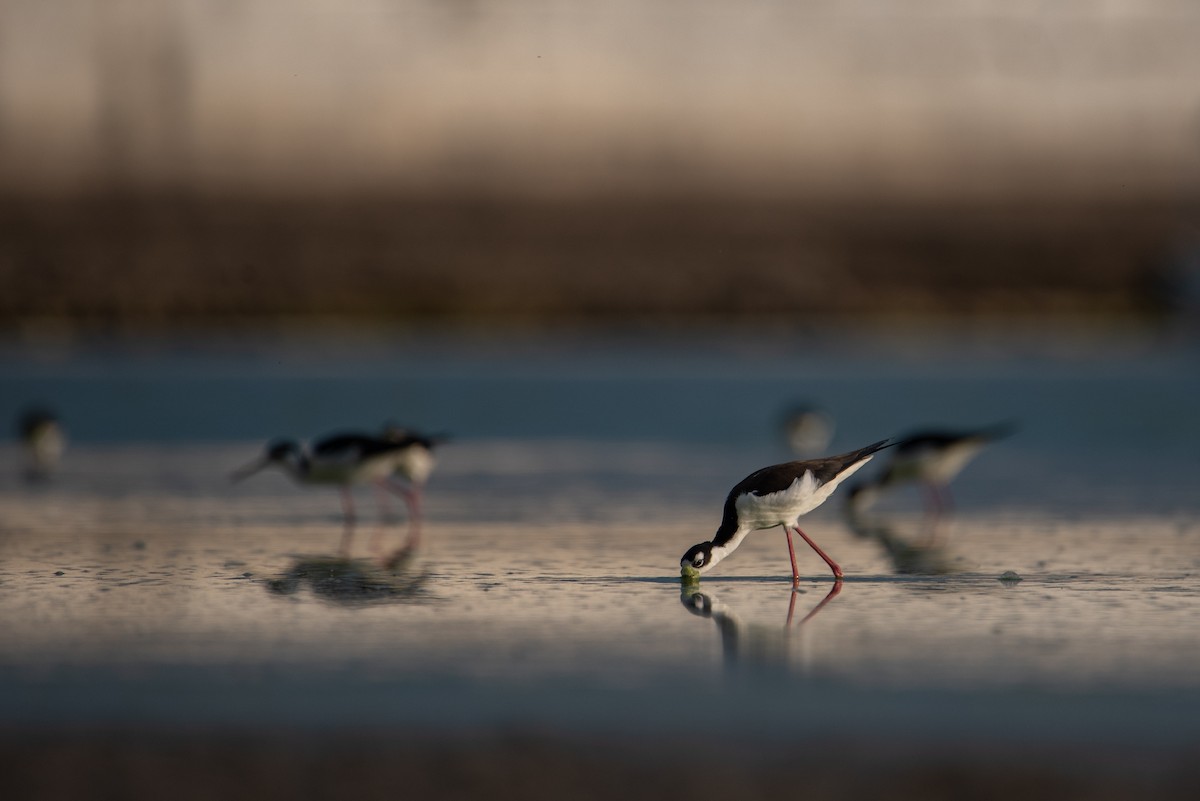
top-left (845, 423), bottom-right (1013, 516)
top-left (231, 434), bottom-right (415, 554)
top-left (681, 439), bottom-right (891, 585)
top-left (780, 403), bottom-right (835, 457)
top-left (17, 405), bottom-right (66, 481)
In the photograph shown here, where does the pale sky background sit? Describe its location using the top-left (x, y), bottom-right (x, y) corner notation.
top-left (2, 0), bottom-right (1199, 197)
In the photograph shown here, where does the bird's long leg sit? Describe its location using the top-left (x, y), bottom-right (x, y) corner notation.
top-left (405, 488), bottom-right (423, 550)
top-left (338, 487), bottom-right (357, 556)
top-left (940, 484), bottom-right (954, 516)
top-left (783, 524), bottom-right (801, 585)
top-left (793, 526), bottom-right (844, 580)
top-left (921, 483), bottom-right (953, 546)
top-left (923, 482), bottom-right (954, 518)
top-left (380, 481), bottom-right (423, 550)
top-left (368, 485), bottom-right (395, 554)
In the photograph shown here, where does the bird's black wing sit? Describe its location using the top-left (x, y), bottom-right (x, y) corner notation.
top-left (730, 438), bottom-right (892, 498)
top-left (895, 423), bottom-right (1015, 453)
top-left (312, 433), bottom-right (401, 460)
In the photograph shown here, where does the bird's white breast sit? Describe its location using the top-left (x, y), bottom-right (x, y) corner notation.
top-left (735, 458), bottom-right (872, 530)
top-left (395, 447), bottom-right (435, 484)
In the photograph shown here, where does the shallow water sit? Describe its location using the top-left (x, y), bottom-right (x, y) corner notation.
top-left (1, 329), bottom-right (1199, 748)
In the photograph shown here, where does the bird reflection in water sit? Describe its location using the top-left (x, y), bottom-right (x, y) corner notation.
top-left (680, 581), bottom-right (842, 674)
top-left (266, 543), bottom-right (432, 607)
top-left (844, 502), bottom-right (964, 575)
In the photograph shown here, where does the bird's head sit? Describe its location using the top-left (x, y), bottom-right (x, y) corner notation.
top-left (680, 541), bottom-right (716, 574)
top-left (231, 439), bottom-right (304, 482)
top-left (265, 439), bottom-right (303, 461)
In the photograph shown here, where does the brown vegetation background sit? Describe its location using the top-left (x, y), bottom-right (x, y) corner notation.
top-left (2, 1), bottom-right (1198, 327)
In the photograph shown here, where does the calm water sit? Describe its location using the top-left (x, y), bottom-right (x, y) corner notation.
top-left (2, 327), bottom-right (1199, 747)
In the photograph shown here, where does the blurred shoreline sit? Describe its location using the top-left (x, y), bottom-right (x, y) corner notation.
top-left (2, 191), bottom-right (1194, 329)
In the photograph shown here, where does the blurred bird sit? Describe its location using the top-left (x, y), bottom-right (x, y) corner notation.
top-left (17, 405), bottom-right (66, 481)
top-left (779, 403), bottom-right (835, 457)
top-left (845, 423), bottom-right (1014, 516)
top-left (231, 433), bottom-right (419, 554)
top-left (681, 439), bottom-right (891, 585)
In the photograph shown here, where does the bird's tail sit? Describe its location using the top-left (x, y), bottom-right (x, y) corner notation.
top-left (973, 421), bottom-right (1018, 442)
top-left (851, 438), bottom-right (894, 461)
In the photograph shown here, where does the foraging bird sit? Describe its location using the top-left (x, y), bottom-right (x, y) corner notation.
top-left (845, 423), bottom-right (1013, 516)
top-left (231, 434), bottom-right (417, 554)
top-left (780, 403), bottom-right (835, 457)
top-left (681, 439), bottom-right (891, 584)
top-left (17, 405), bottom-right (66, 481)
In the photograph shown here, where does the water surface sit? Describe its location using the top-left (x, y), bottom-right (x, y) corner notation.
top-left (2, 329), bottom-right (1198, 750)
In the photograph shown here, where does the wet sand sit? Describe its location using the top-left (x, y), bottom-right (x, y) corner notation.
top-left (2, 331), bottom-right (1198, 800)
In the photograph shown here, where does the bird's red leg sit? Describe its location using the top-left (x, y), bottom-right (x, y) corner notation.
top-left (924, 482), bottom-right (954, 518)
top-left (784, 525), bottom-right (801, 585)
top-left (405, 487), bottom-right (423, 550)
top-left (793, 526), bottom-right (843, 580)
top-left (940, 485), bottom-right (954, 516)
top-left (368, 485), bottom-right (393, 553)
top-left (921, 483), bottom-right (953, 545)
top-left (922, 482), bottom-right (939, 517)
top-left (379, 481), bottom-right (423, 550)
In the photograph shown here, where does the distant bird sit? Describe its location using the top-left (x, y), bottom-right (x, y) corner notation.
top-left (17, 405), bottom-right (66, 481)
top-left (780, 403), bottom-right (835, 457)
top-left (681, 439), bottom-right (891, 585)
top-left (231, 434), bottom-right (417, 554)
top-left (846, 423), bottom-right (1014, 516)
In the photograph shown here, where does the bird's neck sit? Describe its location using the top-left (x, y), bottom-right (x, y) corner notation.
top-left (713, 513), bottom-right (741, 547)
top-left (708, 525), bottom-right (752, 570)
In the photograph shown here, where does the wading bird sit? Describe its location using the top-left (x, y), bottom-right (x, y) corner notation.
top-left (845, 424), bottom-right (1013, 516)
top-left (232, 434), bottom-right (419, 554)
top-left (17, 405), bottom-right (66, 481)
top-left (779, 403), bottom-right (835, 457)
top-left (681, 439), bottom-right (891, 585)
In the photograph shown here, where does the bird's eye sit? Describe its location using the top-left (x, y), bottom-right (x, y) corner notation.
top-left (692, 554), bottom-right (706, 567)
